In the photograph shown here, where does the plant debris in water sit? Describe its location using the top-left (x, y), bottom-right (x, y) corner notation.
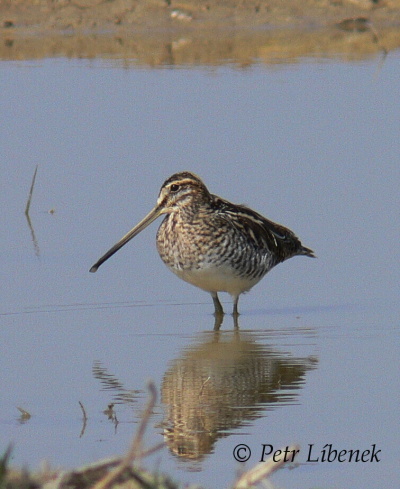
top-left (1, 383), bottom-right (297, 489)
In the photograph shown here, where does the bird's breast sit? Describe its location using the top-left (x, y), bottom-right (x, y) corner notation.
top-left (155, 213), bottom-right (275, 295)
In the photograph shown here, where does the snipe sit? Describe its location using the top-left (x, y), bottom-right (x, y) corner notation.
top-left (90, 172), bottom-right (315, 316)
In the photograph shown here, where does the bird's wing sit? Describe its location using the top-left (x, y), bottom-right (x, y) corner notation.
top-left (212, 195), bottom-right (313, 262)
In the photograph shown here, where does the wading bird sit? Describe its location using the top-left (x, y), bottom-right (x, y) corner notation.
top-left (90, 172), bottom-right (314, 317)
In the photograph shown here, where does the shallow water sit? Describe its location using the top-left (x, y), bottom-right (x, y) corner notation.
top-left (1, 52), bottom-right (399, 489)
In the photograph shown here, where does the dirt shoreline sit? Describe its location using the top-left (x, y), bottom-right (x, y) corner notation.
top-left (1, 1), bottom-right (400, 65)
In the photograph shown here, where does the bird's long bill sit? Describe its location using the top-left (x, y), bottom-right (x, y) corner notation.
top-left (89, 205), bottom-right (162, 273)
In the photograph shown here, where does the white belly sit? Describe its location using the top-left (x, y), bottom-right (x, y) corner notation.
top-left (171, 265), bottom-right (262, 297)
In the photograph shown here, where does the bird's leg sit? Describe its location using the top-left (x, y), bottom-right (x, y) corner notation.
top-left (211, 292), bottom-right (224, 317)
top-left (232, 295), bottom-right (240, 318)
top-left (212, 293), bottom-right (224, 330)
top-left (213, 313), bottom-right (224, 331)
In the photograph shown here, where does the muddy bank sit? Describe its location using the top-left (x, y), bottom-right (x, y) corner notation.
top-left (1, 1), bottom-right (400, 65)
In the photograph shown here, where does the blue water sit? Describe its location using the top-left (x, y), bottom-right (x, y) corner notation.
top-left (0, 54), bottom-right (399, 488)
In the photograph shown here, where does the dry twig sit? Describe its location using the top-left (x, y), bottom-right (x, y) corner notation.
top-left (92, 381), bottom-right (163, 489)
top-left (233, 445), bottom-right (299, 489)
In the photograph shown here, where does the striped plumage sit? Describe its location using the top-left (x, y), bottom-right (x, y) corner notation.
top-left (90, 171), bottom-right (314, 316)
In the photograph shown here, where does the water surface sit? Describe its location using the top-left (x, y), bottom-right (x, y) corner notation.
top-left (1, 52), bottom-right (399, 488)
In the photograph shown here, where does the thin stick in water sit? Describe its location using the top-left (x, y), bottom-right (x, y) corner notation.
top-left (25, 165), bottom-right (38, 216)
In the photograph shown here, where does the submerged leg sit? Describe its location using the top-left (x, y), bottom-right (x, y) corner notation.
top-left (211, 292), bottom-right (224, 317)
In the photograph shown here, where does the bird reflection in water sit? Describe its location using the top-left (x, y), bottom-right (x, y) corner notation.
top-left (161, 324), bottom-right (317, 462)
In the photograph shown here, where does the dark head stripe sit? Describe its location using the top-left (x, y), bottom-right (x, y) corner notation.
top-left (162, 171), bottom-right (204, 188)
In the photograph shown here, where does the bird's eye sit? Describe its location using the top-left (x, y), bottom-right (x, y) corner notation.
top-left (170, 184), bottom-right (180, 192)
